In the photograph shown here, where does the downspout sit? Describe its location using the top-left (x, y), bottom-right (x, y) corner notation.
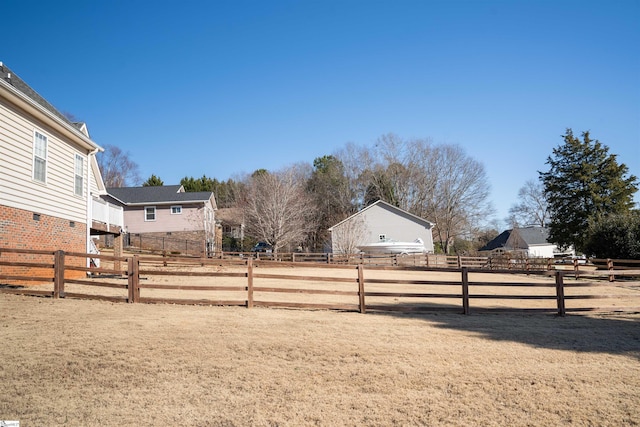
top-left (86, 147), bottom-right (100, 267)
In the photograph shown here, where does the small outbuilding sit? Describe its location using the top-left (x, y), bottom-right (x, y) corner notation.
top-left (328, 200), bottom-right (435, 254)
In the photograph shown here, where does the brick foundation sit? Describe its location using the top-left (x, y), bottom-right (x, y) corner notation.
top-left (0, 205), bottom-right (87, 282)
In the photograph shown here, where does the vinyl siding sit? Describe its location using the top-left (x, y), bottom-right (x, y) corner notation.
top-left (360, 204), bottom-right (434, 249)
top-left (124, 204), bottom-right (206, 234)
top-left (0, 99), bottom-right (89, 223)
top-left (331, 203), bottom-right (434, 253)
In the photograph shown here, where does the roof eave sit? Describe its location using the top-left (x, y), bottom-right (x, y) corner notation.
top-left (0, 78), bottom-right (102, 153)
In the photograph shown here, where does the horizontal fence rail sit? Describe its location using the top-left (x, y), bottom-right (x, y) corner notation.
top-left (1, 247), bottom-right (639, 316)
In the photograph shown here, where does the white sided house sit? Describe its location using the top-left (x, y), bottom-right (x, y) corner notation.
top-left (329, 200), bottom-right (435, 254)
top-left (104, 185), bottom-right (217, 256)
top-left (479, 226), bottom-right (575, 258)
top-left (0, 62), bottom-right (122, 272)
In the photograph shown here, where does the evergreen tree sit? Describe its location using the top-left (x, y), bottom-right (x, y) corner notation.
top-left (180, 175), bottom-right (241, 208)
top-left (539, 129), bottom-right (638, 253)
top-left (584, 212), bottom-right (640, 259)
top-left (142, 174), bottom-right (164, 186)
top-left (306, 155), bottom-right (354, 251)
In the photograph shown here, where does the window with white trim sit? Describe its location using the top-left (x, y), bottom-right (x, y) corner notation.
top-left (171, 205), bottom-right (182, 214)
top-left (33, 131), bottom-right (47, 182)
top-left (145, 206), bottom-right (156, 221)
top-left (74, 154), bottom-right (84, 196)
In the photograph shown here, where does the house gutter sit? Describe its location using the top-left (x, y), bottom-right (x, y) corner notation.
top-left (0, 78), bottom-right (102, 152)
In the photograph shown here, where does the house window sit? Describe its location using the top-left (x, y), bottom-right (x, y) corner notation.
top-left (33, 131), bottom-right (48, 182)
top-left (74, 154), bottom-right (84, 196)
top-left (171, 205), bottom-right (182, 215)
top-left (145, 206), bottom-right (156, 221)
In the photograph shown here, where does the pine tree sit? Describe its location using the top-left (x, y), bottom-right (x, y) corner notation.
top-left (142, 174), bottom-right (164, 186)
top-left (539, 129), bottom-right (638, 253)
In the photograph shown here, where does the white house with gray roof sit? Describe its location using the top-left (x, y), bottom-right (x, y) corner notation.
top-left (104, 185), bottom-right (217, 255)
top-left (479, 226), bottom-right (574, 258)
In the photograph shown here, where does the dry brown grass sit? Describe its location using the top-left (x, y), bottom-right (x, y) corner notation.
top-left (2, 266), bottom-right (640, 427)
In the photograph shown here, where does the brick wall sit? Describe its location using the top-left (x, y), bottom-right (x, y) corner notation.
top-left (0, 205), bottom-right (87, 282)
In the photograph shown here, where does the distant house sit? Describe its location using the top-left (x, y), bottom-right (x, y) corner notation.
top-left (329, 200), bottom-right (435, 254)
top-left (479, 226), bottom-right (574, 258)
top-left (0, 62), bottom-right (123, 276)
top-left (104, 185), bottom-right (217, 256)
top-left (216, 207), bottom-right (245, 251)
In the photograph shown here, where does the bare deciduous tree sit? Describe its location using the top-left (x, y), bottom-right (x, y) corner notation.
top-left (330, 215), bottom-right (368, 255)
top-left (97, 144), bottom-right (141, 188)
top-left (336, 135), bottom-right (493, 254)
top-left (507, 179), bottom-right (550, 227)
top-left (241, 165), bottom-right (316, 253)
top-left (426, 144), bottom-right (493, 254)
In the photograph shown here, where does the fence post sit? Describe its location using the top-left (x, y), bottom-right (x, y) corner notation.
top-left (555, 271), bottom-right (566, 316)
top-left (461, 267), bottom-right (469, 315)
top-left (128, 256), bottom-right (140, 303)
top-left (53, 250), bottom-right (65, 299)
top-left (607, 258), bottom-right (615, 282)
top-left (573, 258), bottom-right (579, 279)
top-left (457, 255), bottom-right (462, 268)
top-left (247, 258), bottom-right (254, 308)
top-left (357, 264), bottom-right (366, 314)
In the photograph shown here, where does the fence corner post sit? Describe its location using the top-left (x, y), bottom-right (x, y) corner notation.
top-left (461, 267), bottom-right (469, 315)
top-left (555, 271), bottom-right (566, 317)
top-left (53, 250), bottom-right (65, 299)
top-left (247, 257), bottom-right (254, 308)
top-left (357, 264), bottom-right (366, 314)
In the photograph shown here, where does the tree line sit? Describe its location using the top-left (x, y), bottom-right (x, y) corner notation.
top-left (98, 130), bottom-right (639, 258)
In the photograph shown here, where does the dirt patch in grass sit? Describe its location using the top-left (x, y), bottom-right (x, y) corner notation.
top-left (1, 287), bottom-right (639, 426)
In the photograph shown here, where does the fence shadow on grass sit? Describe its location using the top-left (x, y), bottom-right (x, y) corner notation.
top-left (371, 303), bottom-right (640, 359)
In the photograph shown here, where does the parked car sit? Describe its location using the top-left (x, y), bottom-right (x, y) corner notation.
top-left (251, 242), bottom-right (273, 253)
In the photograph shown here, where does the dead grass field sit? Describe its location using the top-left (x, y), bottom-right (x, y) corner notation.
top-left (1, 266), bottom-right (640, 426)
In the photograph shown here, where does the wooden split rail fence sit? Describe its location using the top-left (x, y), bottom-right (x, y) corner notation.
top-left (1, 248), bottom-right (639, 316)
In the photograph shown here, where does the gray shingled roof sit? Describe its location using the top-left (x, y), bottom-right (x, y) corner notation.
top-left (514, 227), bottom-right (550, 246)
top-left (107, 185), bottom-right (214, 205)
top-left (479, 229), bottom-right (511, 251)
top-left (0, 62), bottom-right (81, 129)
top-left (480, 227), bottom-right (551, 252)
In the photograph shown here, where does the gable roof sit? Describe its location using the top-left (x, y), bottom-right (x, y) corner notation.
top-left (0, 62), bottom-right (100, 152)
top-left (513, 226), bottom-right (550, 246)
top-left (478, 229), bottom-right (511, 251)
top-left (479, 227), bottom-right (552, 252)
top-left (107, 185), bottom-right (216, 207)
top-left (329, 200), bottom-right (434, 231)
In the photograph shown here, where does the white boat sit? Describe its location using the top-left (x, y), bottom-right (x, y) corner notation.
top-left (357, 238), bottom-right (427, 255)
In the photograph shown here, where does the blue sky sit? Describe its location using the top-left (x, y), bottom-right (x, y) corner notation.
top-left (3, 0), bottom-right (639, 226)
